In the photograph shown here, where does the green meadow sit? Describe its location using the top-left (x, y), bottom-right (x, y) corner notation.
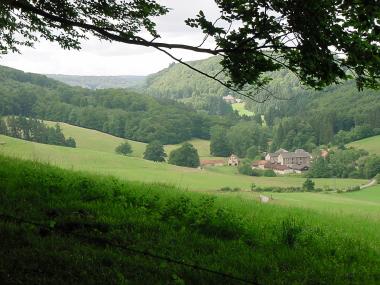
top-left (45, 120), bottom-right (215, 159)
top-left (232, 102), bottom-right (254, 116)
top-left (348, 135), bottom-right (380, 155)
top-left (0, 155), bottom-right (379, 284)
top-left (0, 134), bottom-right (367, 192)
top-left (1, 122), bottom-right (380, 284)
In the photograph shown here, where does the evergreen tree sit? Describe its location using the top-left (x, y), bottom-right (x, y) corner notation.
top-left (143, 140), bottom-right (166, 162)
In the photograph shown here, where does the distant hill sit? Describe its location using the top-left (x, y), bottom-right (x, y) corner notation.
top-left (145, 56), bottom-right (228, 100)
top-left (46, 74), bottom-right (146, 89)
top-left (0, 64), bottom-right (233, 145)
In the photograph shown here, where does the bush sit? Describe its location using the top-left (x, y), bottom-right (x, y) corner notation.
top-left (263, 169), bottom-right (276, 177)
top-left (253, 186), bottom-right (304, 193)
top-left (65, 137), bottom-right (76, 148)
top-left (303, 178), bottom-right (315, 191)
top-left (346, 186), bottom-right (361, 192)
top-left (168, 143), bottom-right (200, 168)
top-left (238, 164), bottom-right (253, 176)
top-left (115, 141), bottom-right (132, 156)
top-left (219, 187), bottom-right (240, 192)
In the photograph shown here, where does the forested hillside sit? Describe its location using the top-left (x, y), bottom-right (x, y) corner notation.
top-left (0, 65), bottom-right (239, 144)
top-left (46, 74), bottom-right (146, 89)
top-left (144, 56), bottom-right (380, 148)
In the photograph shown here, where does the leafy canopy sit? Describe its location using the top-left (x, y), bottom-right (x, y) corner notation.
top-left (1, 0), bottom-right (379, 98)
top-left (143, 140), bottom-right (166, 162)
top-left (115, 141), bottom-right (132, 156)
top-left (168, 143), bottom-right (200, 168)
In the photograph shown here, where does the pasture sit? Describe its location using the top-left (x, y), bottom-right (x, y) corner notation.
top-left (348, 135), bottom-right (380, 155)
top-left (0, 155), bottom-right (379, 284)
top-left (45, 120), bottom-right (216, 158)
top-left (0, 134), bottom-right (368, 192)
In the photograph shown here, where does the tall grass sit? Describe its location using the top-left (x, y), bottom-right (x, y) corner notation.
top-left (0, 155), bottom-right (379, 284)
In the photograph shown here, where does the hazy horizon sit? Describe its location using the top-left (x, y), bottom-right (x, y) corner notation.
top-left (0, 0), bottom-right (219, 76)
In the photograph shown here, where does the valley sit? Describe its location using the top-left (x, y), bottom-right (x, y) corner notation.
top-left (0, 130), bottom-right (367, 192)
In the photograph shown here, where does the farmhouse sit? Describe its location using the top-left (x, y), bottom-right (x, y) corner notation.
top-left (265, 148), bottom-right (288, 163)
top-left (269, 164), bottom-right (294, 175)
top-left (251, 160), bottom-right (267, 169)
top-left (222, 95), bottom-right (237, 104)
top-left (200, 159), bottom-right (225, 167)
top-left (255, 148), bottom-right (312, 174)
top-left (228, 154), bottom-right (239, 166)
top-left (277, 149), bottom-right (311, 167)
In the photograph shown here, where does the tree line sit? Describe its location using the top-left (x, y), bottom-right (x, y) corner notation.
top-left (0, 65), bottom-right (240, 145)
top-left (308, 148), bottom-right (380, 179)
top-left (0, 116), bottom-right (76, 148)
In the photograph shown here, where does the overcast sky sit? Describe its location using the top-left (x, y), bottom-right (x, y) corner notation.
top-left (1, 0), bottom-right (222, 76)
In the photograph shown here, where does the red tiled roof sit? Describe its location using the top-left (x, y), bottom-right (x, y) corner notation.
top-left (252, 160), bottom-right (267, 166)
top-left (201, 160), bottom-right (225, 165)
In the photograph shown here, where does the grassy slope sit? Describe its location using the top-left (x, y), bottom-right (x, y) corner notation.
top-left (45, 121), bottom-right (147, 157)
top-left (348, 135), bottom-right (380, 155)
top-left (0, 155), bottom-right (380, 284)
top-left (0, 134), bottom-right (367, 192)
top-left (45, 121), bottom-right (215, 158)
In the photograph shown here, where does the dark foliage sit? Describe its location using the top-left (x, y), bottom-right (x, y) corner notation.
top-left (115, 142), bottom-right (132, 156)
top-left (0, 116), bottom-right (75, 147)
top-left (143, 140), bottom-right (166, 162)
top-left (0, 65), bottom-right (237, 144)
top-left (168, 143), bottom-right (200, 168)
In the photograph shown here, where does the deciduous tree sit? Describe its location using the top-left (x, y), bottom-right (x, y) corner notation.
top-left (2, 0), bottom-right (378, 101)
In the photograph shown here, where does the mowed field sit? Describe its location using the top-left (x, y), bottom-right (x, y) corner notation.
top-left (348, 135), bottom-right (380, 155)
top-left (0, 133), bottom-right (367, 191)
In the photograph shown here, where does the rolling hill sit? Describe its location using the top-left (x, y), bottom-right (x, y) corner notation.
top-left (46, 74), bottom-right (146, 89)
top-left (0, 130), bottom-right (367, 191)
top-left (44, 120), bottom-right (214, 158)
top-left (348, 135), bottom-right (380, 155)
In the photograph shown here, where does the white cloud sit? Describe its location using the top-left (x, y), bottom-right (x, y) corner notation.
top-left (0, 0), bottom-right (220, 76)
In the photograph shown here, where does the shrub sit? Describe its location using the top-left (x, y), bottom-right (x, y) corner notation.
top-left (219, 186), bottom-right (240, 192)
top-left (303, 178), bottom-right (315, 191)
top-left (346, 186), bottom-right (361, 192)
top-left (65, 137), bottom-right (76, 148)
top-left (238, 164), bottom-right (253, 176)
top-left (219, 186), bottom-right (232, 192)
top-left (263, 169), bottom-right (276, 177)
top-left (115, 141), bottom-right (132, 156)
